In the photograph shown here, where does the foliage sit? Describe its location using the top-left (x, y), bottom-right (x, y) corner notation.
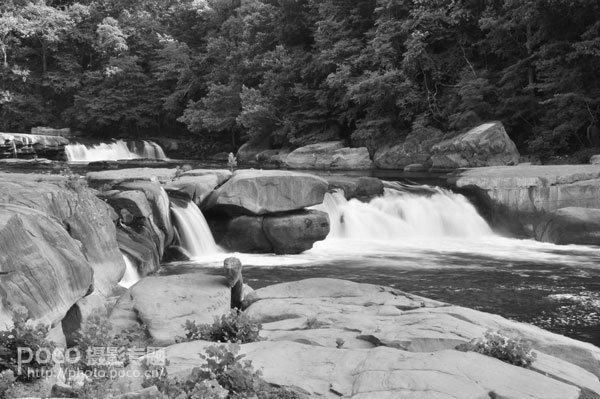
top-left (0, 308), bottom-right (55, 382)
top-left (455, 330), bottom-right (537, 368)
top-left (1, 0), bottom-right (600, 158)
top-left (182, 310), bottom-right (261, 344)
top-left (145, 344), bottom-right (306, 399)
top-left (0, 370), bottom-right (15, 398)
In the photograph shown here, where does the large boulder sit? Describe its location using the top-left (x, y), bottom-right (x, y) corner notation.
top-left (214, 211), bottom-right (329, 254)
top-left (0, 173), bottom-right (125, 295)
top-left (285, 141), bottom-right (373, 170)
top-left (164, 175), bottom-right (220, 207)
top-left (323, 176), bottom-right (384, 200)
top-left (205, 169), bottom-right (328, 215)
top-left (0, 132), bottom-right (69, 159)
top-left (374, 128), bottom-right (443, 169)
top-left (535, 207), bottom-right (600, 245)
top-left (262, 210), bottom-right (329, 254)
top-left (591, 155), bottom-right (600, 165)
top-left (179, 169), bottom-right (232, 185)
top-left (0, 204), bottom-right (93, 325)
top-left (431, 122), bottom-right (520, 169)
top-left (123, 273), bottom-right (231, 345)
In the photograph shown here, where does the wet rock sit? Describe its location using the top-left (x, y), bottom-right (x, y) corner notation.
top-left (214, 215), bottom-right (272, 253)
top-left (431, 122), bottom-right (520, 169)
top-left (163, 245), bottom-right (191, 262)
top-left (535, 207), bottom-right (600, 245)
top-left (126, 273), bottom-right (230, 344)
top-left (285, 141), bottom-right (373, 170)
top-left (117, 225), bottom-right (161, 276)
top-left (0, 204), bottom-right (93, 325)
top-left (164, 174), bottom-right (220, 207)
top-left (324, 176), bottom-right (383, 200)
top-left (262, 210), bottom-right (330, 254)
top-left (206, 169), bottom-right (328, 215)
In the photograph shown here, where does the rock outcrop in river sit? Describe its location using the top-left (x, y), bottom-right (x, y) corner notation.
top-left (137, 278), bottom-right (600, 399)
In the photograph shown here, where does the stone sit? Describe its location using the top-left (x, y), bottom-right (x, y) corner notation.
top-left (163, 245), bottom-right (191, 262)
top-left (215, 211), bottom-right (329, 254)
top-left (213, 215), bottom-right (272, 253)
top-left (179, 168), bottom-right (232, 185)
top-left (164, 174), bottom-right (220, 206)
top-left (206, 169), bottom-right (328, 215)
top-left (147, 341), bottom-right (582, 399)
top-left (244, 279), bottom-right (600, 381)
top-left (0, 204), bottom-right (93, 325)
top-left (374, 128), bottom-right (443, 170)
top-left (449, 164), bottom-right (600, 235)
top-left (118, 181), bottom-right (175, 249)
top-left (0, 173), bottom-right (124, 296)
top-left (403, 163), bottom-right (426, 172)
top-left (262, 210), bottom-right (330, 254)
top-left (115, 386), bottom-right (162, 399)
top-left (591, 155), bottom-right (600, 164)
top-left (117, 225), bottom-right (161, 276)
top-left (50, 382), bottom-right (78, 398)
top-left (256, 149), bottom-right (290, 166)
top-left (236, 134), bottom-right (271, 163)
top-left (323, 176), bottom-right (384, 199)
top-left (30, 126), bottom-right (72, 137)
top-left (0, 132), bottom-right (69, 159)
top-left (86, 168), bottom-right (178, 186)
top-left (535, 207), bottom-right (600, 245)
top-left (127, 273), bottom-right (231, 344)
top-left (285, 141), bottom-right (373, 170)
top-left (431, 122), bottom-right (520, 169)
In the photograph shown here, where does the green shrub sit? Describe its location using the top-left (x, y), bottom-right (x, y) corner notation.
top-left (456, 330), bottom-right (537, 368)
top-left (0, 370), bottom-right (15, 398)
top-left (182, 310), bottom-right (261, 344)
top-left (0, 309), bottom-right (56, 382)
top-left (145, 344), bottom-right (306, 399)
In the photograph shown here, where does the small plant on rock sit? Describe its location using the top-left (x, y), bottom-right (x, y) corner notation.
top-left (455, 330), bottom-right (537, 368)
top-left (182, 310), bottom-right (261, 344)
top-left (0, 308), bottom-right (56, 382)
top-left (145, 344), bottom-right (307, 399)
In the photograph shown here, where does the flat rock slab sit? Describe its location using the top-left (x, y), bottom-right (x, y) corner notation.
top-left (147, 341), bottom-right (582, 399)
top-left (535, 207), bottom-right (600, 245)
top-left (179, 169), bottom-right (232, 185)
top-left (206, 169), bottom-right (328, 215)
top-left (86, 168), bottom-right (178, 186)
top-left (285, 141), bottom-right (373, 170)
top-left (127, 273), bottom-right (231, 345)
top-left (244, 278), bottom-right (600, 392)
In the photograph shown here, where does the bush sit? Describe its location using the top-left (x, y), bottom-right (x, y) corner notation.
top-left (182, 310), bottom-right (261, 344)
top-left (145, 344), bottom-right (306, 399)
top-left (0, 370), bottom-right (15, 398)
top-left (0, 309), bottom-right (56, 382)
top-left (456, 330), bottom-right (537, 368)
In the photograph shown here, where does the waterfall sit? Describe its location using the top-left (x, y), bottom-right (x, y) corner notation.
top-left (171, 201), bottom-right (220, 257)
top-left (314, 187), bottom-right (493, 241)
top-left (65, 140), bottom-right (167, 162)
top-left (118, 254), bottom-right (141, 289)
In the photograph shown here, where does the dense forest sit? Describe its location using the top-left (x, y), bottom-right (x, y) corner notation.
top-left (1, 0), bottom-right (600, 159)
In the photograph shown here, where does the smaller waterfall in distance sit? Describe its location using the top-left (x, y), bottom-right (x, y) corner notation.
top-left (315, 187), bottom-right (493, 241)
top-left (65, 140), bottom-right (167, 162)
top-left (118, 254), bottom-right (141, 289)
top-left (171, 201), bottom-right (220, 257)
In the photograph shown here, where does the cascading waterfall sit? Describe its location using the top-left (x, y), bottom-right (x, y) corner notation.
top-left (314, 187), bottom-right (493, 241)
top-left (171, 200), bottom-right (220, 257)
top-left (64, 140), bottom-right (167, 162)
top-left (118, 253), bottom-right (141, 289)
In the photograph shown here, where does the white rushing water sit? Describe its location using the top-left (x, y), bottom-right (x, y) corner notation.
top-left (65, 140), bottom-right (166, 162)
top-left (171, 201), bottom-right (221, 257)
top-left (118, 254), bottom-right (141, 289)
top-left (164, 184), bottom-right (598, 270)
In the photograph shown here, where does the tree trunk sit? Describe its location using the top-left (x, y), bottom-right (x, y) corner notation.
top-left (1, 43), bottom-right (7, 69)
top-left (42, 44), bottom-right (47, 75)
top-left (526, 21), bottom-right (535, 87)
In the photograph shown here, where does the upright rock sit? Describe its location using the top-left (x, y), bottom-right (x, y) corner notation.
top-left (535, 207), bottom-right (600, 245)
top-left (0, 173), bottom-right (124, 295)
top-left (374, 127), bottom-right (443, 169)
top-left (431, 122), bottom-right (520, 169)
top-left (262, 210), bottom-right (330, 254)
top-left (0, 204), bottom-right (93, 325)
top-left (285, 141), bottom-right (373, 170)
top-left (206, 169), bottom-right (328, 215)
